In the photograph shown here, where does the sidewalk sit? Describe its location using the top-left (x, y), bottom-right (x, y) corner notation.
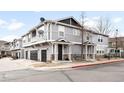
top-left (31, 58), bottom-right (124, 71)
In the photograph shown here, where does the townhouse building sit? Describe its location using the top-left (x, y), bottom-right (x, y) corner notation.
top-left (10, 17), bottom-right (109, 62)
top-left (108, 37), bottom-right (124, 57)
top-left (10, 39), bottom-right (22, 59)
top-left (0, 41), bottom-right (11, 57)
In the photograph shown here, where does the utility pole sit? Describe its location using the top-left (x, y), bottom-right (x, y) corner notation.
top-left (81, 12), bottom-right (85, 61)
top-left (115, 29), bottom-right (118, 58)
top-left (81, 22), bottom-right (84, 61)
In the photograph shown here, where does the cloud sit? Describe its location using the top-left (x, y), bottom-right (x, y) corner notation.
top-left (92, 16), bottom-right (100, 20)
top-left (0, 18), bottom-right (25, 31)
top-left (1, 35), bottom-right (19, 42)
top-left (113, 17), bottom-right (123, 23)
top-left (0, 19), bottom-right (8, 27)
top-left (7, 19), bottom-right (25, 31)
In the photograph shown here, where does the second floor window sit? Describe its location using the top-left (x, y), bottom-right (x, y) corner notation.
top-left (58, 25), bottom-right (65, 37)
top-left (32, 29), bottom-right (36, 37)
top-left (98, 38), bottom-right (103, 42)
top-left (73, 29), bottom-right (80, 36)
top-left (87, 36), bottom-right (89, 41)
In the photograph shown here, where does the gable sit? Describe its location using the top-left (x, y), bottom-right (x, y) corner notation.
top-left (57, 17), bottom-right (81, 27)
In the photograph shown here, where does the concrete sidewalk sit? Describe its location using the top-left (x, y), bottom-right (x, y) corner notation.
top-left (31, 58), bottom-right (124, 71)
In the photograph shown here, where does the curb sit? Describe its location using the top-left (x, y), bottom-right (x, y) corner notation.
top-left (71, 59), bottom-right (124, 68)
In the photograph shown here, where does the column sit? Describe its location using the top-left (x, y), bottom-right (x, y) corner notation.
top-left (69, 45), bottom-right (72, 61)
top-left (85, 45), bottom-right (87, 60)
top-left (28, 50), bottom-right (30, 60)
top-left (54, 44), bottom-right (58, 61)
top-left (51, 43), bottom-right (53, 60)
top-left (120, 49), bottom-right (121, 58)
top-left (62, 44), bottom-right (64, 60)
top-left (93, 46), bottom-right (96, 60)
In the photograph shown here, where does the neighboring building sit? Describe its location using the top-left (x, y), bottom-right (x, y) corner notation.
top-left (10, 16), bottom-right (109, 62)
top-left (10, 39), bottom-right (22, 59)
top-left (109, 37), bottom-right (124, 57)
top-left (0, 40), bottom-right (11, 57)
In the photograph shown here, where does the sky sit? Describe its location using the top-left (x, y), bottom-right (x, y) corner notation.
top-left (0, 11), bottom-right (124, 41)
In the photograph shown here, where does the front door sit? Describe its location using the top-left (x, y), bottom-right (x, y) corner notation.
top-left (58, 44), bottom-right (63, 60)
top-left (41, 50), bottom-right (47, 62)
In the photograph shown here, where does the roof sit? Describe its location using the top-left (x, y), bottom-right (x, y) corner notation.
top-left (109, 37), bottom-right (124, 42)
top-left (56, 16), bottom-right (81, 27)
top-left (0, 40), bottom-right (8, 46)
top-left (21, 16), bottom-right (109, 38)
top-left (85, 29), bottom-right (109, 37)
top-left (83, 41), bottom-right (96, 45)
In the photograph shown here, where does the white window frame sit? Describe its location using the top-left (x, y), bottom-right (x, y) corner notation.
top-left (58, 25), bottom-right (65, 38)
top-left (73, 29), bottom-right (80, 36)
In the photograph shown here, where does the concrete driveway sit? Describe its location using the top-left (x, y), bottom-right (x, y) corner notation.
top-left (0, 57), bottom-right (43, 72)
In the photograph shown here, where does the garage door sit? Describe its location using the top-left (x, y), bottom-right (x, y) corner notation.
top-left (41, 50), bottom-right (47, 62)
top-left (30, 50), bottom-right (38, 61)
top-left (25, 51), bottom-right (28, 59)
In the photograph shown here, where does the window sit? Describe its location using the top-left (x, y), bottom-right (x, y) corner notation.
top-left (38, 26), bottom-right (44, 37)
top-left (98, 39), bottom-right (101, 42)
top-left (58, 25), bottom-right (65, 37)
top-left (97, 51), bottom-right (99, 53)
top-left (115, 50), bottom-right (120, 53)
top-left (73, 29), bottom-right (80, 36)
top-left (32, 29), bottom-right (36, 37)
top-left (110, 49), bottom-right (114, 53)
top-left (98, 38), bottom-right (103, 42)
top-left (98, 35), bottom-right (103, 42)
top-left (87, 36), bottom-right (89, 41)
top-left (58, 25), bottom-right (65, 31)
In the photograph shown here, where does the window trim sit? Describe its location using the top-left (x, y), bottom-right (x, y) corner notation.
top-left (73, 29), bottom-right (80, 36)
top-left (58, 25), bottom-right (65, 38)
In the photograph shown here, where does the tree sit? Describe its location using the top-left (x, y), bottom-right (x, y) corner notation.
top-left (95, 17), bottom-right (112, 35)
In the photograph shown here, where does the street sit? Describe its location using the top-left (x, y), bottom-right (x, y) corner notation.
top-left (1, 61), bottom-right (124, 82)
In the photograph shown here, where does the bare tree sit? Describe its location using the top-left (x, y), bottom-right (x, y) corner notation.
top-left (95, 17), bottom-right (112, 35)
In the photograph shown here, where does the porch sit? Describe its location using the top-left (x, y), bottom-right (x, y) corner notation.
top-left (51, 40), bottom-right (72, 62)
top-left (83, 42), bottom-right (96, 61)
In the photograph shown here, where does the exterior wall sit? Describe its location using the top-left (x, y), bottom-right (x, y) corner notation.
top-left (22, 24), bottom-right (48, 47)
top-left (92, 34), bottom-right (108, 56)
top-left (23, 43), bottom-right (52, 62)
top-left (71, 44), bottom-right (81, 60)
top-left (51, 24), bottom-right (81, 43)
top-left (10, 39), bottom-right (22, 58)
top-left (11, 50), bottom-right (21, 59)
top-left (10, 19), bottom-right (109, 62)
top-left (0, 42), bottom-right (11, 57)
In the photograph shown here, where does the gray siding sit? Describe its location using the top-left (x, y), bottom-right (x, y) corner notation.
top-left (51, 24), bottom-right (81, 43)
top-left (71, 45), bottom-right (81, 54)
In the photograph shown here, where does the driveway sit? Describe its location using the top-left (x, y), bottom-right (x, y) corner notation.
top-left (0, 57), bottom-right (43, 72)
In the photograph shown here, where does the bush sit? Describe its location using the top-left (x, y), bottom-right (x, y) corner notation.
top-left (104, 54), bottom-right (109, 58)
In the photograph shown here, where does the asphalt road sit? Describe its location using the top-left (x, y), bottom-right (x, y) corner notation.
top-left (1, 61), bottom-right (124, 82)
